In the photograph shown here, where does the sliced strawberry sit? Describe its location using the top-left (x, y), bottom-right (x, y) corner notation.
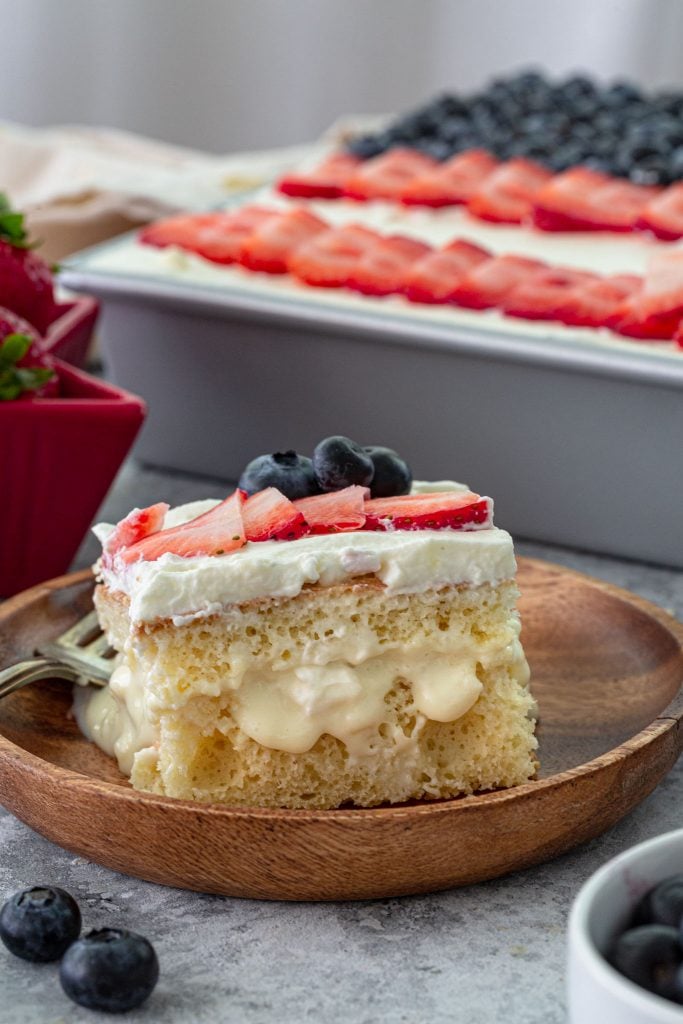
top-left (239, 208), bottom-right (327, 274)
top-left (277, 152), bottom-right (361, 199)
top-left (294, 486), bottom-right (368, 533)
top-left (242, 488), bottom-right (307, 541)
top-left (636, 183), bottom-right (683, 241)
top-left (401, 149), bottom-right (499, 207)
top-left (532, 168), bottom-right (659, 233)
top-left (343, 148), bottom-right (438, 202)
top-left (402, 239), bottom-right (491, 304)
top-left (674, 320), bottom-right (683, 349)
top-left (139, 207), bottom-right (278, 265)
top-left (502, 266), bottom-right (598, 321)
top-left (119, 491), bottom-right (246, 564)
top-left (363, 492), bottom-right (492, 532)
top-left (346, 234), bottom-right (431, 296)
top-left (467, 159), bottom-right (552, 224)
top-left (605, 254), bottom-right (683, 339)
top-left (556, 274), bottom-right (642, 328)
top-left (450, 254), bottom-right (546, 309)
top-left (288, 224), bottom-right (381, 287)
top-left (103, 503), bottom-right (170, 565)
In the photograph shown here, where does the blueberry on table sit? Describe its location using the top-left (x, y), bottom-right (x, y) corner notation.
top-left (0, 886), bottom-right (81, 962)
top-left (60, 928), bottom-right (159, 1013)
top-left (238, 450), bottom-right (318, 500)
top-left (610, 924), bottom-right (683, 1001)
top-left (363, 446), bottom-right (412, 498)
top-left (313, 436), bottom-right (374, 491)
top-left (634, 873), bottom-right (683, 928)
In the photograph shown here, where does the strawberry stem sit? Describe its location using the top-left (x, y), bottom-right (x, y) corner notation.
top-left (0, 333), bottom-right (55, 400)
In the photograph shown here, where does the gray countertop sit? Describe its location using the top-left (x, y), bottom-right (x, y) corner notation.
top-left (2, 459), bottom-right (682, 1024)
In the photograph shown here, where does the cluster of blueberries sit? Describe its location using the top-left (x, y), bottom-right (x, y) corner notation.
top-left (609, 873), bottom-right (683, 1003)
top-left (346, 69), bottom-right (683, 185)
top-left (238, 435), bottom-right (412, 501)
top-left (0, 886), bottom-right (158, 1013)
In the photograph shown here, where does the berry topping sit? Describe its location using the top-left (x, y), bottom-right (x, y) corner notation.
top-left (119, 490), bottom-right (246, 563)
top-left (102, 502), bottom-right (170, 566)
top-left (140, 207), bottom-right (280, 265)
top-left (238, 450), bottom-right (318, 500)
top-left (363, 446), bottom-right (412, 497)
top-left (401, 149), bottom-right (499, 207)
top-left (363, 492), bottom-right (491, 532)
top-left (294, 485), bottom-right (368, 533)
top-left (609, 925), bottom-right (682, 1001)
top-left (451, 255), bottom-right (546, 310)
top-left (0, 886), bottom-right (81, 962)
top-left (402, 240), bottom-right (490, 305)
top-left (346, 234), bottom-right (431, 296)
top-left (238, 208), bottom-right (326, 275)
top-left (242, 487), bottom-right (308, 541)
top-left (467, 158), bottom-right (552, 224)
top-left (288, 224), bottom-right (381, 288)
top-left (634, 873), bottom-right (683, 928)
top-left (343, 148), bottom-right (438, 202)
top-left (0, 194), bottom-right (56, 333)
top-left (312, 436), bottom-right (375, 491)
top-left (0, 310), bottom-right (57, 401)
top-left (59, 927), bottom-right (159, 1013)
top-left (278, 153), bottom-right (361, 199)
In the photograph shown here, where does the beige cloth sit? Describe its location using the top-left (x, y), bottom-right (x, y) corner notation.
top-left (0, 118), bottom-right (381, 262)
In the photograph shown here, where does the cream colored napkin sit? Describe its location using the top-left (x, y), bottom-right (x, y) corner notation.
top-left (0, 117), bottom-right (382, 261)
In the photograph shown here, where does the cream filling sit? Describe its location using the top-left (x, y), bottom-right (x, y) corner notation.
top-left (74, 619), bottom-right (528, 772)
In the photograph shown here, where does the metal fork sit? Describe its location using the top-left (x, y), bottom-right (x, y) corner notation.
top-left (0, 611), bottom-right (115, 699)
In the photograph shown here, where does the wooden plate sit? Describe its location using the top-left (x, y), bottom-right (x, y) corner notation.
top-left (0, 560), bottom-right (681, 901)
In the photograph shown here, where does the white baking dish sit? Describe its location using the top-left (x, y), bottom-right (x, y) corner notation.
top-left (62, 233), bottom-right (683, 568)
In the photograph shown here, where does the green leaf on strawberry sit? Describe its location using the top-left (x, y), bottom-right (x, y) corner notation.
top-left (0, 332), bottom-right (56, 400)
top-left (0, 193), bottom-right (29, 249)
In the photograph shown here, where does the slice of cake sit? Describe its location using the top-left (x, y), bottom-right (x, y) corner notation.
top-left (76, 439), bottom-right (536, 810)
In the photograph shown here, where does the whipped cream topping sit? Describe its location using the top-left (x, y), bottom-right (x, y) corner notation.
top-left (94, 483), bottom-right (515, 625)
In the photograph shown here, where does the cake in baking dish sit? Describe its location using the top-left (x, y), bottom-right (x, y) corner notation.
top-left (76, 439), bottom-right (536, 809)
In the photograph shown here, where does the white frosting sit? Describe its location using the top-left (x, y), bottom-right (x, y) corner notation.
top-left (76, 189), bottom-right (682, 357)
top-left (95, 485), bottom-right (515, 625)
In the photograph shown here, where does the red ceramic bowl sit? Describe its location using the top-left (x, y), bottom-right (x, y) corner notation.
top-left (43, 296), bottom-right (100, 367)
top-left (1, 360), bottom-right (146, 597)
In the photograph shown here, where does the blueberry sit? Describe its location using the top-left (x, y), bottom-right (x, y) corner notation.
top-left (669, 146), bottom-right (683, 180)
top-left (312, 436), bottom-right (374, 492)
top-left (238, 450), bottom-right (318, 500)
top-left (610, 925), bottom-right (682, 1001)
top-left (60, 928), bottom-right (159, 1013)
top-left (634, 874), bottom-right (683, 928)
top-left (0, 886), bottom-right (81, 962)
top-left (363, 446), bottom-right (412, 497)
top-left (346, 134), bottom-right (386, 159)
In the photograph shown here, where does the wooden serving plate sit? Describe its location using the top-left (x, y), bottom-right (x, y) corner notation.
top-left (0, 560), bottom-right (681, 901)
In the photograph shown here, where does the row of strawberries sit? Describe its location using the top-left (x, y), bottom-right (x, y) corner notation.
top-left (104, 488), bottom-right (492, 565)
top-left (277, 149), bottom-right (683, 239)
top-left (141, 204), bottom-right (683, 343)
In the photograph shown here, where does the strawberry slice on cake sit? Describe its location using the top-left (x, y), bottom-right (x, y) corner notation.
top-left (363, 492), bottom-right (492, 532)
top-left (450, 254), bottom-right (547, 310)
top-left (555, 274), bottom-right (642, 329)
top-left (402, 240), bottom-right (491, 304)
top-left (502, 267), bottom-right (598, 321)
top-left (608, 251), bottom-right (683, 340)
top-left (343, 148), bottom-right (438, 202)
top-left (288, 224), bottom-right (381, 287)
top-left (636, 183), bottom-right (683, 241)
top-left (140, 207), bottom-right (279, 265)
top-left (277, 153), bottom-right (361, 199)
top-left (532, 167), bottom-right (659, 233)
top-left (346, 234), bottom-right (432, 296)
top-left (239, 208), bottom-right (327, 274)
top-left (467, 159), bottom-right (552, 224)
top-left (400, 149), bottom-right (499, 207)
top-left (119, 491), bottom-right (246, 563)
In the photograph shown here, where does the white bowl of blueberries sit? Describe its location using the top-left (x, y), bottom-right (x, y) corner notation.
top-left (568, 829), bottom-right (683, 1022)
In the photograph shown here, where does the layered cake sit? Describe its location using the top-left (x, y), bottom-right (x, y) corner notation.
top-left (76, 438), bottom-right (536, 810)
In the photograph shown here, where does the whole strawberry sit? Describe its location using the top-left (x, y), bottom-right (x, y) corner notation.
top-left (0, 306), bottom-right (58, 400)
top-left (0, 194), bottom-right (56, 333)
